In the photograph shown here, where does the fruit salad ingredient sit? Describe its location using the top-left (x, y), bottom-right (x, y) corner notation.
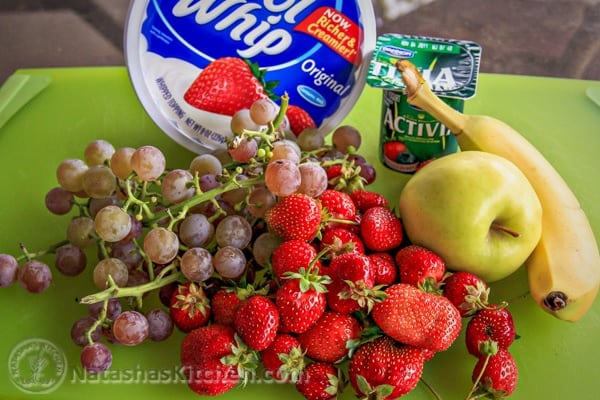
top-left (398, 58), bottom-right (600, 321)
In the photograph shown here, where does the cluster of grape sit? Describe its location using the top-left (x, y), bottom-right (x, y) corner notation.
top-left (0, 95), bottom-right (376, 375)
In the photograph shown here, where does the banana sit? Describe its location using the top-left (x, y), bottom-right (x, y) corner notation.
top-left (395, 59), bottom-right (600, 321)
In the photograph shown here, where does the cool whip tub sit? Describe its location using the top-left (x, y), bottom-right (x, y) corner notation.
top-left (367, 34), bottom-right (482, 173)
top-left (125, 0), bottom-right (376, 154)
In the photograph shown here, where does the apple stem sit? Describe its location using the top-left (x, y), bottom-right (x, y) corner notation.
top-left (491, 222), bottom-right (521, 238)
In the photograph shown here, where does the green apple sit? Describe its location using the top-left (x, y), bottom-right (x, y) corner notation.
top-left (398, 151), bottom-right (542, 282)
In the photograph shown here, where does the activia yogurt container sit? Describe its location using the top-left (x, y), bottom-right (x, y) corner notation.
top-left (124, 0), bottom-right (377, 154)
top-left (367, 34), bottom-right (482, 173)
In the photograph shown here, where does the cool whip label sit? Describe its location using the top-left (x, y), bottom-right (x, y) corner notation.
top-left (126, 0), bottom-right (374, 152)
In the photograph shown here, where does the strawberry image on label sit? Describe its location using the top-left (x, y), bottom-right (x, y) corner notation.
top-left (183, 58), bottom-right (269, 116)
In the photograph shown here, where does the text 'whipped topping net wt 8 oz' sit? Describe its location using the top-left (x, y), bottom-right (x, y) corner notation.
top-left (125, 0), bottom-right (376, 154)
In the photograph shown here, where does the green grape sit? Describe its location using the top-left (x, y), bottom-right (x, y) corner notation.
top-left (94, 205), bottom-right (132, 242)
top-left (162, 169), bottom-right (195, 204)
top-left (143, 227), bottom-right (179, 265)
top-left (84, 139), bottom-right (115, 166)
top-left (110, 147), bottom-right (136, 180)
top-left (249, 98), bottom-right (279, 125)
top-left (56, 158), bottom-right (88, 192)
top-left (131, 145), bottom-right (166, 181)
top-left (82, 165), bottom-right (117, 199)
top-left (67, 217), bottom-right (96, 249)
top-left (230, 108), bottom-right (260, 134)
top-left (92, 258), bottom-right (129, 290)
top-left (189, 154), bottom-right (223, 177)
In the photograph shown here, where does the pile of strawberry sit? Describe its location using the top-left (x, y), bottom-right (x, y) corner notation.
top-left (169, 188), bottom-right (519, 399)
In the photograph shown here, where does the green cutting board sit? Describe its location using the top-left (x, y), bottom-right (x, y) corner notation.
top-left (0, 66), bottom-right (599, 400)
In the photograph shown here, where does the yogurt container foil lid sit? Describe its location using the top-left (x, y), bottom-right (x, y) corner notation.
top-left (367, 34), bottom-right (482, 99)
top-left (125, 0), bottom-right (376, 154)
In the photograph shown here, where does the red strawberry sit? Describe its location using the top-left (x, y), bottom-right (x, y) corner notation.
top-left (368, 252), bottom-right (398, 286)
top-left (349, 190), bottom-right (390, 213)
top-left (184, 57), bottom-right (268, 116)
top-left (318, 189), bottom-right (357, 231)
top-left (271, 240), bottom-right (320, 280)
top-left (360, 206), bottom-right (403, 252)
top-left (233, 295), bottom-right (279, 351)
top-left (329, 252), bottom-right (374, 288)
top-left (326, 280), bottom-right (363, 315)
top-left (185, 357), bottom-right (240, 396)
top-left (275, 269), bottom-right (330, 334)
top-left (266, 194), bottom-right (323, 242)
top-left (320, 228), bottom-right (365, 257)
top-left (180, 324), bottom-right (236, 366)
top-left (298, 311), bottom-right (361, 364)
top-left (348, 336), bottom-right (424, 399)
top-left (325, 164), bottom-right (343, 182)
top-left (295, 362), bottom-right (341, 400)
top-left (422, 348), bottom-right (436, 363)
top-left (470, 348), bottom-right (518, 398)
top-left (395, 245), bottom-right (445, 289)
top-left (211, 288), bottom-right (242, 326)
top-left (260, 334), bottom-right (304, 383)
top-left (466, 308), bottom-right (516, 357)
top-left (180, 324), bottom-right (240, 396)
top-left (286, 104), bottom-right (316, 136)
top-left (372, 283), bottom-right (462, 352)
top-left (325, 279), bottom-right (384, 315)
top-left (170, 282), bottom-right (211, 332)
top-left (324, 162), bottom-right (367, 192)
top-left (443, 271), bottom-right (491, 317)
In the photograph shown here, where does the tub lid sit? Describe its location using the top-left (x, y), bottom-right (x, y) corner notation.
top-left (124, 0), bottom-right (377, 154)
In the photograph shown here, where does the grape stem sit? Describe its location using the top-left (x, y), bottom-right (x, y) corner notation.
top-left (146, 175), bottom-right (265, 227)
top-left (86, 299), bottom-right (108, 345)
top-left (17, 240), bottom-right (69, 262)
top-left (237, 93), bottom-right (289, 147)
top-left (122, 180), bottom-right (157, 220)
top-left (79, 269), bottom-right (184, 305)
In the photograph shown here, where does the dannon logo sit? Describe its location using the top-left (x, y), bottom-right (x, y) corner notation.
top-left (381, 45), bottom-right (414, 58)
